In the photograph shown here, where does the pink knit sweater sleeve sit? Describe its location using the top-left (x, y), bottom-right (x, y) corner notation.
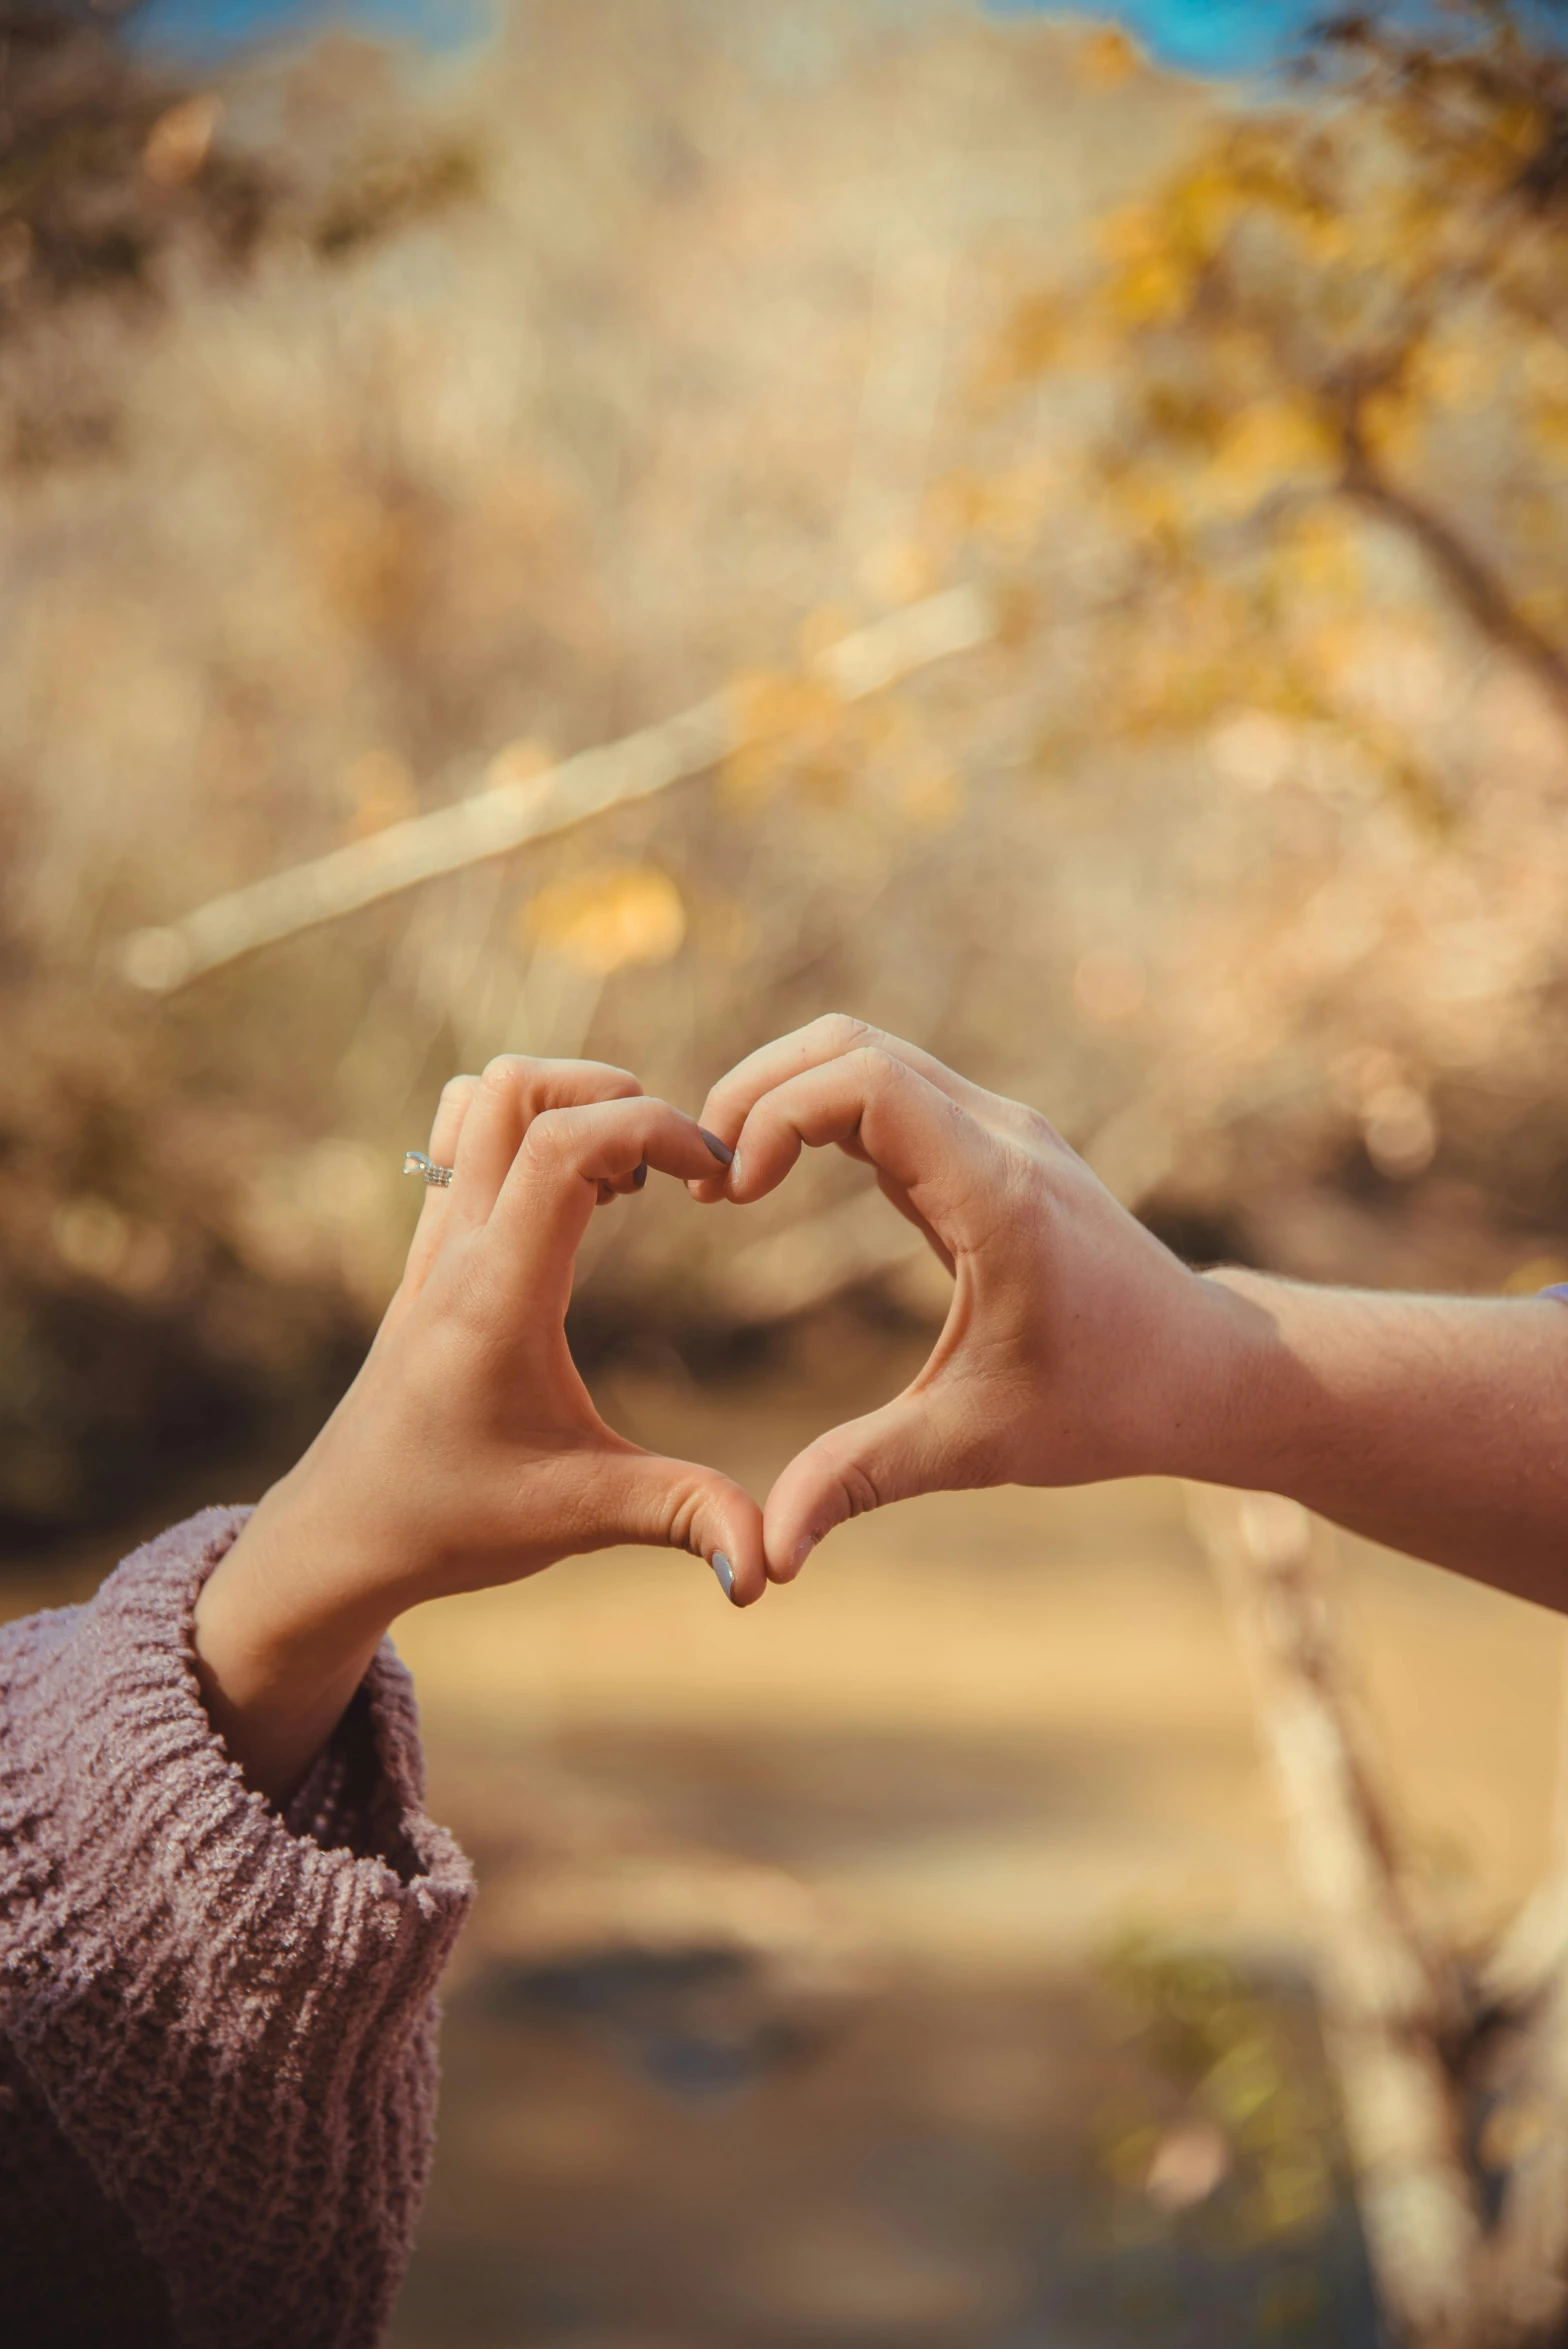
top-left (0, 1506), bottom-right (475, 2349)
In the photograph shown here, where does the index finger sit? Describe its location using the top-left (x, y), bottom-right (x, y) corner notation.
top-left (719, 1048), bottom-right (995, 1250)
top-left (492, 1095), bottom-right (737, 1291)
top-left (690, 1015), bottom-right (994, 1202)
top-left (445, 1054), bottom-right (644, 1236)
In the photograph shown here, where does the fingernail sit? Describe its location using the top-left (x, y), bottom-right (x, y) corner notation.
top-left (711, 1552), bottom-right (736, 1599)
top-left (699, 1127), bottom-right (735, 1166)
top-left (632, 1159), bottom-right (648, 1190)
top-left (790, 1534), bottom-right (817, 1575)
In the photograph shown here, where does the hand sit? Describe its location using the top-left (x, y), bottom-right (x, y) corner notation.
top-left (195, 1057), bottom-right (764, 1799)
top-left (690, 1017), bottom-right (1258, 1579)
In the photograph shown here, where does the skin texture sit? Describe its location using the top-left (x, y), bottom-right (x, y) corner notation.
top-left (193, 1057), bottom-right (763, 1801)
top-left (690, 1016), bottom-right (1568, 1606)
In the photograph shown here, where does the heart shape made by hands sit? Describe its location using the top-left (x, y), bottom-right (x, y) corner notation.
top-left (375, 1019), bottom-right (1190, 1612)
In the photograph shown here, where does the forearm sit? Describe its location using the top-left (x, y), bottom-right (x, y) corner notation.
top-left (192, 1478), bottom-right (398, 1804)
top-left (1184, 1272), bottom-right (1568, 1607)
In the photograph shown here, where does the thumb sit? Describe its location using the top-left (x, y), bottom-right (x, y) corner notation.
top-left (591, 1448), bottom-right (768, 1608)
top-left (763, 1385), bottom-right (987, 1583)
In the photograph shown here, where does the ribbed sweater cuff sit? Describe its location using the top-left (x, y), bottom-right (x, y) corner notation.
top-left (0, 1506), bottom-right (474, 2346)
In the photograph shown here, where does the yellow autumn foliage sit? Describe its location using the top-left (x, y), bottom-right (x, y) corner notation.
top-left (522, 865), bottom-right (686, 977)
top-left (1204, 400), bottom-right (1335, 510)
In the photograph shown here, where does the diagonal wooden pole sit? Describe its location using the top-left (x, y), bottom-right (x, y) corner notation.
top-left (116, 584), bottom-right (994, 996)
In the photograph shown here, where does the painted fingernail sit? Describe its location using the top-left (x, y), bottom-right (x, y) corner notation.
top-left (711, 1552), bottom-right (736, 1599)
top-left (790, 1534), bottom-right (818, 1576)
top-left (632, 1160), bottom-right (648, 1190)
top-left (699, 1128), bottom-right (735, 1166)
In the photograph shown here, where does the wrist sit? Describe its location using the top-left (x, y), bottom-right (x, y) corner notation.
top-left (1149, 1266), bottom-right (1300, 1489)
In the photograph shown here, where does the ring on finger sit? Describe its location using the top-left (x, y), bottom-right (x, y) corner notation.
top-left (403, 1150), bottom-right (455, 1188)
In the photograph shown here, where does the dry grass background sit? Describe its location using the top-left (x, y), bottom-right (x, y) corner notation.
top-left (4, 0), bottom-right (1566, 1542)
top-left (0, 0), bottom-right (1190, 1535)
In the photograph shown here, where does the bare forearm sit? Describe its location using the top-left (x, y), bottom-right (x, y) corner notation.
top-left (191, 1483), bottom-right (395, 1804)
top-left (1184, 1273), bottom-right (1568, 1607)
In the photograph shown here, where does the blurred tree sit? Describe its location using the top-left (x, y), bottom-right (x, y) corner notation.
top-left (0, 0), bottom-right (277, 461)
top-left (0, 1), bottom-right (498, 1541)
top-left (947, 0), bottom-right (1568, 1263)
top-left (0, 0), bottom-right (483, 468)
top-left (0, 1), bottom-right (268, 290)
top-left (979, 14), bottom-right (1568, 2344)
top-left (989, 0), bottom-right (1568, 760)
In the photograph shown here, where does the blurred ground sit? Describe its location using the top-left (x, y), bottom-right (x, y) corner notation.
top-left (8, 1328), bottom-right (1561, 2346)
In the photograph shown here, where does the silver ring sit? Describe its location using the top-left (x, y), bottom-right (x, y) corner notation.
top-left (403, 1150), bottom-right (455, 1188)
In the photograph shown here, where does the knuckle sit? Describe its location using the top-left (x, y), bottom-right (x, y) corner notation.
top-left (815, 1011), bottom-right (870, 1052)
top-left (664, 1480), bottom-right (705, 1554)
top-left (479, 1053), bottom-right (527, 1102)
top-left (430, 1073), bottom-right (478, 1151)
top-left (522, 1106), bottom-right (577, 1163)
top-left (841, 1458), bottom-right (881, 1518)
top-left (855, 1044), bottom-right (906, 1089)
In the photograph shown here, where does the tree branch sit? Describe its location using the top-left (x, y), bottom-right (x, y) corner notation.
top-left (1339, 437), bottom-right (1568, 730)
top-left (113, 586), bottom-right (995, 996)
